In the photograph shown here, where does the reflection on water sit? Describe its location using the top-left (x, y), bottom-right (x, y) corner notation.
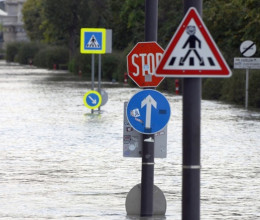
top-left (0, 61), bottom-right (259, 219)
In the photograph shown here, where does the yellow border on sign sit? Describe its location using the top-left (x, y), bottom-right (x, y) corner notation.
top-left (83, 90), bottom-right (102, 109)
top-left (80, 28), bottom-right (106, 54)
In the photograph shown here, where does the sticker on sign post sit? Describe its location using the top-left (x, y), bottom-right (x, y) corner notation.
top-left (123, 102), bottom-right (167, 158)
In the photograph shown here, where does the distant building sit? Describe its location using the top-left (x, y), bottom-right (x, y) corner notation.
top-left (2, 0), bottom-right (28, 48)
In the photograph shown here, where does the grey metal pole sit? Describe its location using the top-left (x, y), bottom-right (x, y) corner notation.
top-left (182, 1), bottom-right (202, 220)
top-left (145, 0), bottom-right (158, 42)
top-left (91, 54), bottom-right (95, 90)
top-left (91, 54), bottom-right (95, 114)
top-left (140, 0), bottom-right (158, 217)
top-left (98, 54), bottom-right (101, 112)
top-left (245, 69), bottom-right (249, 109)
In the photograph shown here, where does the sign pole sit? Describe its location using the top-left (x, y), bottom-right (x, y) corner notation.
top-left (182, 1), bottom-right (202, 220)
top-left (91, 54), bottom-right (95, 114)
top-left (80, 28), bottom-right (112, 112)
top-left (245, 68), bottom-right (249, 109)
top-left (98, 54), bottom-right (102, 111)
top-left (140, 0), bottom-right (158, 217)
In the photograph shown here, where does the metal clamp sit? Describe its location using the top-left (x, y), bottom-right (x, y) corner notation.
top-left (183, 165), bottom-right (201, 169)
top-left (142, 162), bottom-right (155, 165)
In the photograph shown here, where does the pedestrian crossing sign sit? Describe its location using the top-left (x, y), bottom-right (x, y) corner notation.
top-left (81, 28), bottom-right (108, 54)
top-left (155, 7), bottom-right (232, 77)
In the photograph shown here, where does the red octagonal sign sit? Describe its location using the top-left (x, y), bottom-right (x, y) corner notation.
top-left (127, 42), bottom-right (164, 88)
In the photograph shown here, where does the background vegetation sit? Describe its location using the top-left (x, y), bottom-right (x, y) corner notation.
top-left (5, 0), bottom-right (260, 108)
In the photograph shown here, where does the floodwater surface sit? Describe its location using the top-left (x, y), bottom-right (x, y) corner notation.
top-left (0, 61), bottom-right (259, 219)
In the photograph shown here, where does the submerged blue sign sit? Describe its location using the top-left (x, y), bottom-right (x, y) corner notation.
top-left (126, 89), bottom-right (171, 134)
top-left (83, 90), bottom-right (102, 109)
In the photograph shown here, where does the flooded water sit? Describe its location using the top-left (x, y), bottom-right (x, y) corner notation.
top-left (0, 60), bottom-right (259, 219)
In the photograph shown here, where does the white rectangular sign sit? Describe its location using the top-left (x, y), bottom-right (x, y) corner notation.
top-left (123, 102), bottom-right (167, 158)
top-left (234, 57), bottom-right (260, 69)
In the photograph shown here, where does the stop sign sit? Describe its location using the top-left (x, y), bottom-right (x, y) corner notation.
top-left (127, 42), bottom-right (164, 88)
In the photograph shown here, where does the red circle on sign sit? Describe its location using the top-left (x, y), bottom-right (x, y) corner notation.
top-left (127, 42), bottom-right (164, 88)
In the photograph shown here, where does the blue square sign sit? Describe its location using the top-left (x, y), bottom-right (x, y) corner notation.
top-left (80, 28), bottom-right (106, 54)
top-left (84, 32), bottom-right (102, 51)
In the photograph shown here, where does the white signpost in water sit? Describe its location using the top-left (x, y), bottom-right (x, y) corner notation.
top-left (234, 40), bottom-right (258, 109)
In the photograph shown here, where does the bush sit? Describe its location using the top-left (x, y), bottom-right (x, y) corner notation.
top-left (221, 70), bottom-right (245, 105)
top-left (202, 78), bottom-right (225, 100)
top-left (70, 49), bottom-right (128, 82)
top-left (110, 45), bottom-right (134, 83)
top-left (113, 50), bottom-right (128, 82)
top-left (71, 52), bottom-right (92, 77)
top-left (201, 69), bottom-right (260, 108)
top-left (102, 52), bottom-right (121, 81)
top-left (15, 42), bottom-right (43, 64)
top-left (34, 46), bottom-right (69, 69)
top-left (248, 71), bottom-right (260, 108)
top-left (5, 42), bottom-right (22, 62)
top-left (5, 42), bottom-right (69, 69)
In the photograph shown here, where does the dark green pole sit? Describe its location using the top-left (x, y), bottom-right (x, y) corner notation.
top-left (182, 1), bottom-right (202, 220)
top-left (140, 0), bottom-right (158, 217)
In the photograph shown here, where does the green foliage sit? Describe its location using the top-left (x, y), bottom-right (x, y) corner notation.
top-left (109, 0), bottom-right (145, 49)
top-left (243, 0), bottom-right (260, 55)
top-left (70, 50), bottom-right (128, 82)
top-left (202, 70), bottom-right (260, 108)
top-left (248, 71), bottom-right (260, 108)
top-left (157, 78), bottom-right (175, 93)
top-left (20, 0), bottom-right (260, 108)
top-left (221, 71), bottom-right (245, 105)
top-left (71, 53), bottom-right (92, 77)
top-left (5, 42), bottom-right (69, 69)
top-left (202, 78), bottom-right (225, 100)
top-left (102, 54), bottom-right (120, 81)
top-left (158, 0), bottom-right (183, 48)
top-left (5, 42), bottom-right (22, 62)
top-left (34, 46), bottom-right (69, 69)
top-left (22, 0), bottom-right (45, 41)
top-left (15, 42), bottom-right (43, 64)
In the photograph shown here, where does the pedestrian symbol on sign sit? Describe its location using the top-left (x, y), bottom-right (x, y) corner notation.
top-left (180, 26), bottom-right (204, 66)
top-left (167, 23), bottom-right (216, 68)
top-left (155, 7), bottom-right (232, 78)
top-left (87, 35), bottom-right (100, 48)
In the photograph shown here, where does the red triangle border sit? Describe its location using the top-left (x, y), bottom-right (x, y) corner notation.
top-left (156, 7), bottom-right (232, 78)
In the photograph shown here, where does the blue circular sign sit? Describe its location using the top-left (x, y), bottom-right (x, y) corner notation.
top-left (127, 89), bottom-right (171, 134)
top-left (83, 90), bottom-right (102, 109)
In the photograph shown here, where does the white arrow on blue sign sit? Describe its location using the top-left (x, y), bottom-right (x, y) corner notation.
top-left (126, 89), bottom-right (171, 134)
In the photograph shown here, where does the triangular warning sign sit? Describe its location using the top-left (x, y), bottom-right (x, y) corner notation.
top-left (156, 7), bottom-right (232, 77)
top-left (86, 35), bottom-right (100, 48)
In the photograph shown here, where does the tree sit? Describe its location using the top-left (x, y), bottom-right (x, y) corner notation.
top-left (42, 0), bottom-right (84, 58)
top-left (158, 0), bottom-right (183, 48)
top-left (243, 0), bottom-right (260, 54)
top-left (22, 0), bottom-right (45, 41)
top-left (108, 0), bottom-right (145, 50)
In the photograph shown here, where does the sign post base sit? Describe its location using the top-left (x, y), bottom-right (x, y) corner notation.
top-left (125, 184), bottom-right (166, 216)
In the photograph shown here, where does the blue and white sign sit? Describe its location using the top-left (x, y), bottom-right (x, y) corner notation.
top-left (83, 90), bottom-right (102, 109)
top-left (126, 89), bottom-right (171, 134)
top-left (84, 32), bottom-right (102, 51)
top-left (80, 28), bottom-right (112, 54)
top-left (80, 28), bottom-right (106, 54)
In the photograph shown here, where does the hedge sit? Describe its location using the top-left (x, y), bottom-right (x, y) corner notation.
top-left (5, 42), bottom-right (260, 108)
